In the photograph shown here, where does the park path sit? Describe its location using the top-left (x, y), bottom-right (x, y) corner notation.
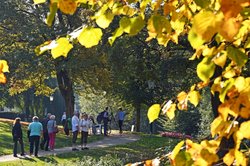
top-left (0, 134), bottom-right (140, 163)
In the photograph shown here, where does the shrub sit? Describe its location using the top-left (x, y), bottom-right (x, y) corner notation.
top-left (45, 154), bottom-right (123, 166)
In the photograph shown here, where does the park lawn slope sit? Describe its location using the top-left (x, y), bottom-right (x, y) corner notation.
top-left (0, 120), bottom-right (103, 156)
top-left (1, 134), bottom-right (182, 165)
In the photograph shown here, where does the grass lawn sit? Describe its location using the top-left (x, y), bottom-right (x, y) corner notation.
top-left (1, 134), bottom-right (182, 166)
top-left (0, 121), bottom-right (104, 156)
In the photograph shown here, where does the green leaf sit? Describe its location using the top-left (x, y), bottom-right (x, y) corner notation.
top-left (120, 17), bottom-right (131, 33)
top-left (227, 46), bottom-right (247, 67)
top-left (194, 0), bottom-right (211, 8)
top-left (188, 28), bottom-right (205, 49)
top-left (147, 104), bottom-right (161, 123)
top-left (244, 37), bottom-right (250, 48)
top-left (46, 3), bottom-right (58, 27)
top-left (175, 151), bottom-right (194, 166)
top-left (197, 56), bottom-right (216, 82)
top-left (78, 27), bottom-right (103, 48)
top-left (171, 141), bottom-right (185, 160)
top-left (129, 16), bottom-right (145, 36)
top-left (148, 15), bottom-right (171, 34)
top-left (219, 78), bottom-right (235, 103)
top-left (120, 16), bottom-right (145, 36)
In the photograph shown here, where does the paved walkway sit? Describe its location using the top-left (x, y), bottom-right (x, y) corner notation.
top-left (0, 134), bottom-right (139, 163)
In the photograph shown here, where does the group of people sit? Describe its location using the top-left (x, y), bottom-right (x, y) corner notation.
top-left (11, 107), bottom-right (126, 157)
top-left (12, 114), bottom-right (58, 157)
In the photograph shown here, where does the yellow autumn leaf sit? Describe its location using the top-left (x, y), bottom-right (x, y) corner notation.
top-left (96, 11), bottom-right (114, 29)
top-left (162, 100), bottom-right (176, 120)
top-left (51, 38), bottom-right (73, 59)
top-left (188, 28), bottom-right (205, 49)
top-left (33, 0), bottom-right (46, 4)
top-left (177, 91), bottom-right (188, 110)
top-left (188, 90), bottom-right (201, 107)
top-left (235, 150), bottom-right (248, 166)
top-left (78, 27), bottom-right (103, 48)
top-left (218, 103), bottom-right (232, 121)
top-left (58, 0), bottom-right (77, 15)
top-left (198, 149), bottom-right (219, 165)
top-left (210, 116), bottom-right (224, 137)
top-left (0, 60), bottom-right (9, 73)
top-left (147, 104), bottom-right (161, 123)
top-left (223, 149), bottom-right (235, 166)
top-left (239, 120), bottom-right (250, 139)
top-left (219, 78), bottom-right (235, 103)
top-left (197, 56), bottom-right (215, 82)
top-left (170, 141), bottom-right (184, 160)
top-left (192, 11), bottom-right (223, 41)
top-left (200, 140), bottom-right (220, 154)
top-left (213, 53), bottom-right (227, 68)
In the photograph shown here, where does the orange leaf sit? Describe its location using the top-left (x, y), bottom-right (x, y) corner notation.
top-left (220, 0), bottom-right (243, 19)
top-left (219, 18), bottom-right (241, 41)
top-left (58, 0), bottom-right (77, 15)
top-left (145, 160), bottom-right (152, 166)
top-left (177, 91), bottom-right (188, 110)
top-left (0, 73), bottom-right (7, 84)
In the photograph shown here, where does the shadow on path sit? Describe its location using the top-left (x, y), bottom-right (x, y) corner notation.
top-left (0, 134), bottom-right (140, 163)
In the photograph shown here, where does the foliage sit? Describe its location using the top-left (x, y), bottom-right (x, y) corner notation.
top-left (11, 0), bottom-right (250, 165)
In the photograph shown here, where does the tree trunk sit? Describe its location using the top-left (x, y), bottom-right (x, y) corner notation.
top-left (23, 91), bottom-right (30, 120)
top-left (56, 69), bottom-right (74, 118)
top-left (135, 103), bottom-right (141, 132)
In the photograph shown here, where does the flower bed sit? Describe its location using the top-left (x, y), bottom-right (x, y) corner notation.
top-left (161, 131), bottom-right (192, 139)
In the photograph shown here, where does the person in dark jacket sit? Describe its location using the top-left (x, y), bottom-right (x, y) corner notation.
top-left (40, 113), bottom-right (51, 151)
top-left (12, 117), bottom-right (25, 157)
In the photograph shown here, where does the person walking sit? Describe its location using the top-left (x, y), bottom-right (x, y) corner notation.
top-left (12, 117), bottom-right (25, 157)
top-left (103, 107), bottom-right (109, 136)
top-left (72, 111), bottom-right (79, 151)
top-left (40, 113), bottom-right (51, 151)
top-left (47, 115), bottom-right (57, 151)
top-left (117, 108), bottom-right (126, 134)
top-left (28, 116), bottom-right (43, 157)
top-left (80, 113), bottom-right (90, 150)
top-left (61, 112), bottom-right (66, 126)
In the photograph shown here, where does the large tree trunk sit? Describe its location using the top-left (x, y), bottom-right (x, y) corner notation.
top-left (135, 103), bottom-right (141, 132)
top-left (56, 69), bottom-right (74, 117)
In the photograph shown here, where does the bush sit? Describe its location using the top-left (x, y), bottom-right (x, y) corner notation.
top-left (45, 154), bottom-right (123, 166)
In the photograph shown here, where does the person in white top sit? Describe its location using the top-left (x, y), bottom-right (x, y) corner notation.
top-left (61, 112), bottom-right (66, 125)
top-left (80, 113), bottom-right (90, 150)
top-left (71, 111), bottom-right (79, 151)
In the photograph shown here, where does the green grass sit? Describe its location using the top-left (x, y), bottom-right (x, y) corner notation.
top-left (0, 121), bottom-right (103, 156)
top-left (1, 134), bottom-right (182, 165)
